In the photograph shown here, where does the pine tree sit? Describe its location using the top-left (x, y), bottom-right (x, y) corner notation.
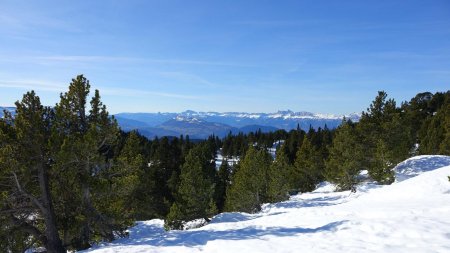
top-left (359, 91), bottom-right (410, 184)
top-left (48, 76), bottom-right (131, 249)
top-left (401, 92), bottom-right (434, 149)
top-left (164, 144), bottom-right (216, 230)
top-left (325, 120), bottom-right (364, 191)
top-left (283, 129), bottom-right (305, 163)
top-left (291, 137), bottom-right (324, 192)
top-left (0, 91), bottom-right (66, 252)
top-left (215, 160), bottom-right (231, 212)
top-left (267, 146), bottom-right (291, 202)
top-left (420, 92), bottom-right (450, 155)
top-left (439, 100), bottom-right (450, 155)
top-left (225, 146), bottom-right (272, 213)
top-left (164, 202), bottom-right (184, 230)
top-left (112, 131), bottom-right (146, 220)
top-left (147, 136), bottom-right (180, 216)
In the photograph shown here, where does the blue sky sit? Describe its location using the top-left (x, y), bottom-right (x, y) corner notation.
top-left (0, 0), bottom-right (449, 114)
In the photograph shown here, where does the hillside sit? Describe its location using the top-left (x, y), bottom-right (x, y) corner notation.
top-left (82, 155), bottom-right (450, 253)
top-left (114, 110), bottom-right (360, 139)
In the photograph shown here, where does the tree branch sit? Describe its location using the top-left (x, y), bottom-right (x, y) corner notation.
top-left (10, 214), bottom-right (46, 245)
top-left (12, 172), bottom-right (47, 215)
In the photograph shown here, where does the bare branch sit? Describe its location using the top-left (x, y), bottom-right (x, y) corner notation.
top-left (12, 172), bottom-right (47, 215)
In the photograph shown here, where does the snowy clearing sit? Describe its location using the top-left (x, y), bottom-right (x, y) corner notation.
top-left (82, 155), bottom-right (450, 253)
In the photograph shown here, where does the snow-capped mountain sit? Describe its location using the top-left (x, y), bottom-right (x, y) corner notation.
top-left (1, 107), bottom-right (360, 139)
top-left (165, 110), bottom-right (360, 122)
top-left (0, 106), bottom-right (15, 117)
top-left (114, 110), bottom-right (360, 139)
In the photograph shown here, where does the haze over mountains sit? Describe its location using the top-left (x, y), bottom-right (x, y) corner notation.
top-left (1, 107), bottom-right (360, 139)
top-left (0, 107), bottom-right (15, 117)
top-left (114, 110), bottom-right (360, 139)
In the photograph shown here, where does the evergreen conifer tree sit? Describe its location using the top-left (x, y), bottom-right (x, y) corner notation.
top-left (359, 91), bottom-right (410, 184)
top-left (325, 120), bottom-right (364, 191)
top-left (267, 146), bottom-right (291, 202)
top-left (0, 91), bottom-right (66, 252)
top-left (0, 79), bottom-right (130, 251)
top-left (215, 160), bottom-right (231, 212)
top-left (292, 137), bottom-right (324, 192)
top-left (164, 144), bottom-right (216, 230)
top-left (113, 131), bottom-right (148, 220)
top-left (419, 92), bottom-right (450, 155)
top-left (439, 100), bottom-right (450, 155)
top-left (225, 146), bottom-right (272, 213)
top-left (50, 75), bottom-right (129, 249)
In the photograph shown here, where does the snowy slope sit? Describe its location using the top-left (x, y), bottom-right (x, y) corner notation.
top-left (82, 156), bottom-right (450, 253)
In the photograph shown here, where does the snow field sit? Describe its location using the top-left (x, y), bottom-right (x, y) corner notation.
top-left (82, 155), bottom-right (450, 253)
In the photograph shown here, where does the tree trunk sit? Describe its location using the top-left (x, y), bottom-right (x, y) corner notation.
top-left (38, 162), bottom-right (65, 253)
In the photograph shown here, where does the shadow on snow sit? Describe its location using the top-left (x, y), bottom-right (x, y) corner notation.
top-left (111, 220), bottom-right (348, 248)
top-left (271, 195), bottom-right (345, 209)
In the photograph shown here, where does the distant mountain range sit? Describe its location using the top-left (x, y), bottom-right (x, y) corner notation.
top-left (114, 110), bottom-right (360, 139)
top-left (0, 107), bottom-right (15, 118)
top-left (1, 107), bottom-right (361, 139)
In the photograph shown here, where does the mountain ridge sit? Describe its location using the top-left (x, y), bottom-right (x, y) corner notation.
top-left (1, 107), bottom-right (361, 139)
top-left (115, 110), bottom-right (361, 139)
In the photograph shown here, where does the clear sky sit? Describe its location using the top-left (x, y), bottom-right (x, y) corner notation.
top-left (0, 0), bottom-right (449, 114)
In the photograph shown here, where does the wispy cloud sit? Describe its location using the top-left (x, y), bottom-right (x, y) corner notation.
top-left (233, 20), bottom-right (326, 27)
top-left (0, 55), bottom-right (255, 67)
top-left (157, 71), bottom-right (222, 88)
top-left (33, 55), bottom-right (137, 62)
top-left (368, 51), bottom-right (448, 60)
top-left (0, 78), bottom-right (200, 100)
top-left (0, 12), bottom-right (81, 34)
top-left (36, 55), bottom-right (254, 67)
top-left (0, 79), bottom-right (66, 92)
top-left (98, 86), bottom-right (200, 100)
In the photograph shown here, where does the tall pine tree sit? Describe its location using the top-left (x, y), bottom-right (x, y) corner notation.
top-left (164, 143), bottom-right (217, 230)
top-left (325, 120), bottom-right (364, 191)
top-left (358, 91), bottom-right (410, 184)
top-left (0, 91), bottom-right (66, 252)
top-left (225, 146), bottom-right (272, 213)
top-left (291, 137), bottom-right (324, 192)
top-left (267, 146), bottom-right (291, 202)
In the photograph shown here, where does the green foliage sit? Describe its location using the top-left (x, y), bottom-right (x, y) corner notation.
top-left (0, 117), bottom-right (35, 250)
top-left (441, 102), bottom-right (450, 155)
top-left (1, 75), bottom-right (447, 249)
top-left (419, 92), bottom-right (450, 155)
top-left (267, 147), bottom-right (291, 202)
top-left (164, 144), bottom-right (216, 230)
top-left (283, 129), bottom-right (305, 163)
top-left (325, 120), bottom-right (364, 191)
top-left (291, 137), bottom-right (324, 192)
top-left (147, 136), bottom-right (188, 217)
top-left (164, 203), bottom-right (184, 230)
top-left (0, 219), bottom-right (30, 253)
top-left (215, 160), bottom-right (231, 212)
top-left (111, 131), bottom-right (145, 221)
top-left (0, 75), bottom-right (136, 251)
top-left (225, 146), bottom-right (272, 213)
top-left (49, 75), bottom-right (131, 250)
top-left (370, 139), bottom-right (395, 184)
top-left (358, 91), bottom-right (410, 185)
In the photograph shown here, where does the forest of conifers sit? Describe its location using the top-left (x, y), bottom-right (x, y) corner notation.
top-left (1, 75), bottom-right (449, 252)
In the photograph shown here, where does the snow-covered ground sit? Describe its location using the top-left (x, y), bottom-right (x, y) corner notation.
top-left (215, 153), bottom-right (239, 169)
top-left (82, 155), bottom-right (450, 253)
